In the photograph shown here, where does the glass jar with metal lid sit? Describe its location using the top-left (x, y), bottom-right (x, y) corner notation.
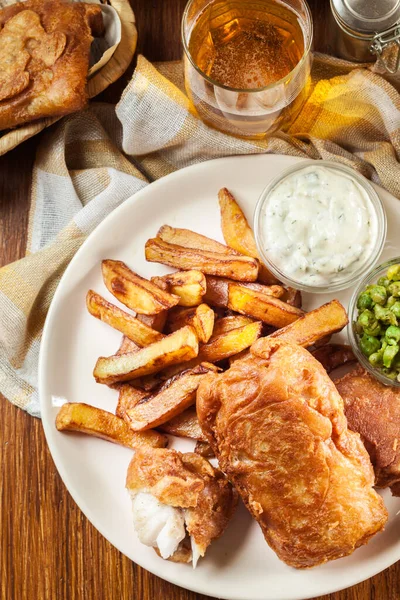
top-left (330, 0), bottom-right (400, 72)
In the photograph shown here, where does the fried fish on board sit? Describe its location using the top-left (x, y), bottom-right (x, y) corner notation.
top-left (126, 448), bottom-right (237, 566)
top-left (0, 0), bottom-right (103, 130)
top-left (197, 338), bottom-right (388, 569)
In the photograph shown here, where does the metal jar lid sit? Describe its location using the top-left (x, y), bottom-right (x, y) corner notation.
top-left (332, 0), bottom-right (400, 32)
top-left (331, 0), bottom-right (400, 72)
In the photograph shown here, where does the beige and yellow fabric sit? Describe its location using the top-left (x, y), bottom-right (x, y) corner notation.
top-left (1, 53), bottom-right (400, 416)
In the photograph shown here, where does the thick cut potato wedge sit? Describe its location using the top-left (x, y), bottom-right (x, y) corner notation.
top-left (311, 344), bottom-right (356, 374)
top-left (157, 407), bottom-right (207, 441)
top-left (195, 440), bottom-right (215, 458)
top-left (203, 275), bottom-right (230, 308)
top-left (204, 276), bottom-right (284, 308)
top-left (157, 224), bottom-right (236, 255)
top-left (124, 363), bottom-right (217, 431)
top-left (211, 315), bottom-right (255, 338)
top-left (102, 259), bottom-right (179, 315)
top-left (218, 187), bottom-right (278, 284)
top-left (199, 321), bottom-right (262, 363)
top-left (167, 304), bottom-right (215, 343)
top-left (55, 403), bottom-right (167, 449)
top-left (137, 311), bottom-right (167, 333)
top-left (87, 290), bottom-right (163, 347)
top-left (270, 300), bottom-right (349, 347)
top-left (93, 325), bottom-right (199, 385)
top-left (152, 270), bottom-right (206, 307)
top-left (117, 336), bottom-right (140, 355)
top-left (228, 283), bottom-right (304, 327)
top-left (281, 287), bottom-right (302, 308)
top-left (116, 384), bottom-right (147, 418)
top-left (145, 237), bottom-right (259, 282)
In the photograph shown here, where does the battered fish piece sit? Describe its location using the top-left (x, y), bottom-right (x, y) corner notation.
top-left (336, 366), bottom-right (400, 491)
top-left (0, 0), bottom-right (104, 130)
top-left (126, 448), bottom-right (237, 566)
top-left (197, 338), bottom-right (387, 569)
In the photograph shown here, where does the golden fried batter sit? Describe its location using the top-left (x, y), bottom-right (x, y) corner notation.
top-left (0, 0), bottom-right (103, 130)
top-left (197, 338), bottom-right (387, 569)
top-left (126, 448), bottom-right (237, 564)
top-left (336, 366), bottom-right (400, 490)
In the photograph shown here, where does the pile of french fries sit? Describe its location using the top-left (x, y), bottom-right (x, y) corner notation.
top-left (56, 188), bottom-right (352, 455)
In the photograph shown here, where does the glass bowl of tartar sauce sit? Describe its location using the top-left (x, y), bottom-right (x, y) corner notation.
top-left (254, 160), bottom-right (387, 293)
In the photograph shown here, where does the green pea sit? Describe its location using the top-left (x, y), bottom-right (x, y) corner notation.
top-left (378, 276), bottom-right (391, 288)
top-left (391, 301), bottom-right (400, 317)
top-left (388, 282), bottom-right (400, 297)
top-left (374, 304), bottom-right (398, 326)
top-left (369, 351), bottom-right (383, 367)
top-left (383, 368), bottom-right (398, 380)
top-left (360, 334), bottom-right (381, 357)
top-left (387, 264), bottom-right (400, 281)
top-left (358, 309), bottom-right (374, 327)
top-left (383, 344), bottom-right (399, 368)
top-left (357, 292), bottom-right (373, 311)
top-left (357, 308), bottom-right (381, 335)
top-left (386, 325), bottom-right (400, 341)
top-left (369, 285), bottom-right (387, 305)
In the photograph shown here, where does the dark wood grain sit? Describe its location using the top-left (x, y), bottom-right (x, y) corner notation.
top-left (1, 1), bottom-right (399, 599)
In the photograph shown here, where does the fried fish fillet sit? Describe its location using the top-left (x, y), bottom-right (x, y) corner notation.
top-left (336, 366), bottom-right (400, 491)
top-left (197, 338), bottom-right (388, 569)
top-left (126, 448), bottom-right (238, 566)
top-left (0, 0), bottom-right (103, 130)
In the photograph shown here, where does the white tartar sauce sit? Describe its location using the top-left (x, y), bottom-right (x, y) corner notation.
top-left (261, 165), bottom-right (378, 286)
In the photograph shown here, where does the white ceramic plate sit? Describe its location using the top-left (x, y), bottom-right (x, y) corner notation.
top-left (40, 155), bottom-right (400, 600)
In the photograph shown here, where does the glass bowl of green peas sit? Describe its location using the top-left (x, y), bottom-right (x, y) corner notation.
top-left (349, 258), bottom-right (400, 387)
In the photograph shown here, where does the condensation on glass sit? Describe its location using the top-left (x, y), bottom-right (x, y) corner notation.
top-left (181, 0), bottom-right (313, 139)
top-left (330, 0), bottom-right (400, 72)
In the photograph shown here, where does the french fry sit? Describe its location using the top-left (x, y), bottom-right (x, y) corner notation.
top-left (151, 270), bottom-right (206, 307)
top-left (124, 363), bottom-right (218, 431)
top-left (87, 290), bottom-right (164, 347)
top-left (195, 440), bottom-right (215, 458)
top-left (94, 325), bottom-right (199, 385)
top-left (116, 384), bottom-right (147, 418)
top-left (137, 311), bottom-right (167, 333)
top-left (204, 276), bottom-right (284, 308)
top-left (218, 187), bottom-right (278, 284)
top-left (157, 407), bottom-right (207, 441)
top-left (102, 259), bottom-right (179, 315)
top-left (145, 237), bottom-right (259, 282)
top-left (117, 336), bottom-right (140, 355)
top-left (167, 304), bottom-right (215, 343)
top-left (157, 224), bottom-right (236, 255)
top-left (203, 275), bottom-right (230, 308)
top-left (199, 321), bottom-right (262, 363)
top-left (228, 283), bottom-right (304, 327)
top-left (270, 300), bottom-right (348, 347)
top-left (211, 315), bottom-right (255, 338)
top-left (311, 344), bottom-right (356, 374)
top-left (281, 287), bottom-right (302, 309)
top-left (55, 403), bottom-right (167, 449)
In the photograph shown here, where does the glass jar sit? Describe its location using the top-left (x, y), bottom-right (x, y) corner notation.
top-left (330, 0), bottom-right (400, 72)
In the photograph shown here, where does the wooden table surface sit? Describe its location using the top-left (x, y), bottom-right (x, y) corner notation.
top-left (1, 1), bottom-right (399, 599)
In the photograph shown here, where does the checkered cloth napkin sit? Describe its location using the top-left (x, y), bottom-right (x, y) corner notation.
top-left (1, 54), bottom-right (400, 416)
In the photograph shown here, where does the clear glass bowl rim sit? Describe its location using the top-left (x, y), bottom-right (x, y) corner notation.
top-left (348, 256), bottom-right (400, 388)
top-left (253, 159), bottom-right (388, 294)
top-left (181, 0), bottom-right (314, 94)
